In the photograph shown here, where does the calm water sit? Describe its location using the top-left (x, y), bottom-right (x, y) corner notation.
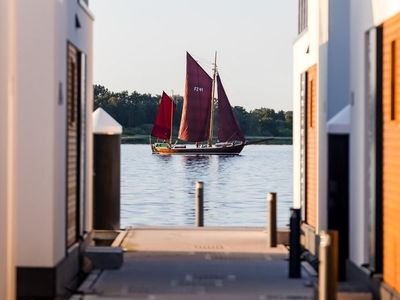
top-left (121, 144), bottom-right (293, 228)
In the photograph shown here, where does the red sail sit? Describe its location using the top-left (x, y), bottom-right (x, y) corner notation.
top-left (217, 75), bottom-right (245, 142)
top-left (151, 92), bottom-right (176, 140)
top-left (178, 52), bottom-right (213, 142)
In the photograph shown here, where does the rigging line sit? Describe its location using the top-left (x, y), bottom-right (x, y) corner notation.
top-left (225, 133), bottom-right (237, 143)
top-left (215, 68), bottom-right (253, 109)
top-left (187, 51), bottom-right (214, 68)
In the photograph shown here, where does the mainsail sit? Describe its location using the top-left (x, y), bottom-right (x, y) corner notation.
top-left (151, 91), bottom-right (176, 140)
top-left (178, 52), bottom-right (213, 142)
top-left (217, 75), bottom-right (245, 142)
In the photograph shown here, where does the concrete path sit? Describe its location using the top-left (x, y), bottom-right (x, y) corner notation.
top-left (119, 227), bottom-right (288, 254)
top-left (73, 228), bottom-right (315, 300)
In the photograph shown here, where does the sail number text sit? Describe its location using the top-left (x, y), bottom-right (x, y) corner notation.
top-left (193, 87), bottom-right (204, 92)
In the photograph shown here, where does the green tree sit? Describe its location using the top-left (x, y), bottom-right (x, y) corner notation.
top-left (93, 84), bottom-right (292, 139)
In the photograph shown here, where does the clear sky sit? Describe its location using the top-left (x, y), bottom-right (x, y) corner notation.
top-left (91, 0), bottom-right (297, 111)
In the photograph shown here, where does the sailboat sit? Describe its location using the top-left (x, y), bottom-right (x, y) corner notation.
top-left (150, 52), bottom-right (245, 155)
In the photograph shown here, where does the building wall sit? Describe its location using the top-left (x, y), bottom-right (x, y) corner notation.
top-left (293, 0), bottom-right (331, 233)
top-left (349, 0), bottom-right (400, 268)
top-left (0, 1), bottom-right (16, 298)
top-left (15, 0), bottom-right (93, 268)
top-left (16, 0), bottom-right (58, 267)
top-left (294, 0), bottom-right (351, 241)
top-left (55, 0), bottom-right (94, 264)
top-left (327, 0), bottom-right (350, 120)
top-left (293, 0), bottom-right (320, 212)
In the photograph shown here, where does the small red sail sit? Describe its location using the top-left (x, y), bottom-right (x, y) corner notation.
top-left (178, 52), bottom-right (213, 142)
top-left (151, 92), bottom-right (176, 140)
top-left (217, 74), bottom-right (245, 142)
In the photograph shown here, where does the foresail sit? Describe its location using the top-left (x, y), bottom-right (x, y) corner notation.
top-left (151, 92), bottom-right (176, 140)
top-left (178, 52), bottom-right (213, 142)
top-left (217, 75), bottom-right (245, 142)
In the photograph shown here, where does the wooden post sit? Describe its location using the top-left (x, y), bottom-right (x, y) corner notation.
top-left (267, 192), bottom-right (277, 247)
top-left (93, 134), bottom-right (121, 230)
top-left (319, 230), bottom-right (338, 300)
top-left (195, 181), bottom-right (204, 227)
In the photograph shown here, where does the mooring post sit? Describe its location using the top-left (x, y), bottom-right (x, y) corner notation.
top-left (319, 230), bottom-right (338, 300)
top-left (93, 108), bottom-right (122, 230)
top-left (195, 181), bottom-right (204, 227)
top-left (267, 192), bottom-right (277, 247)
top-left (289, 208), bottom-right (301, 278)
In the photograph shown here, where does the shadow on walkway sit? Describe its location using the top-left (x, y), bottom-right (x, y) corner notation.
top-left (73, 228), bottom-right (315, 299)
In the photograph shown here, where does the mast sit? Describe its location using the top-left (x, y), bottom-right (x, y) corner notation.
top-left (208, 51), bottom-right (217, 147)
top-left (170, 90), bottom-right (174, 144)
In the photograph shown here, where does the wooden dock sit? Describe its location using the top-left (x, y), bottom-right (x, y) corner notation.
top-left (73, 227), bottom-right (315, 299)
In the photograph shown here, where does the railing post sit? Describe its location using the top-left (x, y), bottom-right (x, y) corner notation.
top-left (195, 181), bottom-right (204, 227)
top-left (267, 192), bottom-right (277, 247)
top-left (289, 208), bottom-right (301, 278)
top-left (319, 230), bottom-right (338, 300)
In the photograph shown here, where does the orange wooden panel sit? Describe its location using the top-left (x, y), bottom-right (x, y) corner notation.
top-left (306, 65), bottom-right (317, 229)
top-left (382, 12), bottom-right (400, 293)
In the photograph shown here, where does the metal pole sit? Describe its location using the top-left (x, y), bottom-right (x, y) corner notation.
top-left (289, 208), bottom-right (301, 278)
top-left (208, 51), bottom-right (217, 147)
top-left (267, 192), bottom-right (277, 247)
top-left (195, 181), bottom-right (204, 227)
top-left (319, 230), bottom-right (338, 300)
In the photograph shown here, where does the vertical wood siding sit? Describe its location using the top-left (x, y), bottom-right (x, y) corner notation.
top-left (306, 65), bottom-right (317, 229)
top-left (67, 44), bottom-right (79, 248)
top-left (383, 13), bottom-right (400, 293)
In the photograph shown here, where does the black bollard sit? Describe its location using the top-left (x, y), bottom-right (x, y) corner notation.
top-left (289, 208), bottom-right (301, 278)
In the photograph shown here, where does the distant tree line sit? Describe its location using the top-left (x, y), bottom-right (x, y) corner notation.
top-left (94, 84), bottom-right (292, 137)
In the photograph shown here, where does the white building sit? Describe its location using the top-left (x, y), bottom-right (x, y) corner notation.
top-left (349, 0), bottom-right (400, 298)
top-left (294, 0), bottom-right (400, 297)
top-left (292, 0), bottom-right (350, 279)
top-left (1, 0), bottom-right (94, 298)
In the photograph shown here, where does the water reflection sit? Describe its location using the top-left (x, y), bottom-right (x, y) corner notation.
top-left (181, 154), bottom-right (212, 168)
top-left (216, 154), bottom-right (240, 173)
top-left (155, 154), bottom-right (173, 164)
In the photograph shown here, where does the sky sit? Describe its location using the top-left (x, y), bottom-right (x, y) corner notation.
top-left (91, 0), bottom-right (297, 111)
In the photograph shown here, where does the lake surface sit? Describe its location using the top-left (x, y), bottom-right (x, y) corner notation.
top-left (121, 144), bottom-right (293, 228)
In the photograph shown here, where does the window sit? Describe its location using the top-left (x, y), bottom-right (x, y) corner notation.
top-left (298, 0), bottom-right (308, 34)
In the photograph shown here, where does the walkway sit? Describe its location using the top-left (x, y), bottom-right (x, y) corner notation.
top-left (73, 227), bottom-right (315, 300)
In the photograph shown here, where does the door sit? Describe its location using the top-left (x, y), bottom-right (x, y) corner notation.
top-left (328, 134), bottom-right (349, 281)
top-left (66, 43), bottom-right (81, 248)
top-left (382, 12), bottom-right (400, 292)
top-left (306, 65), bottom-right (317, 229)
top-left (366, 26), bottom-right (383, 274)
